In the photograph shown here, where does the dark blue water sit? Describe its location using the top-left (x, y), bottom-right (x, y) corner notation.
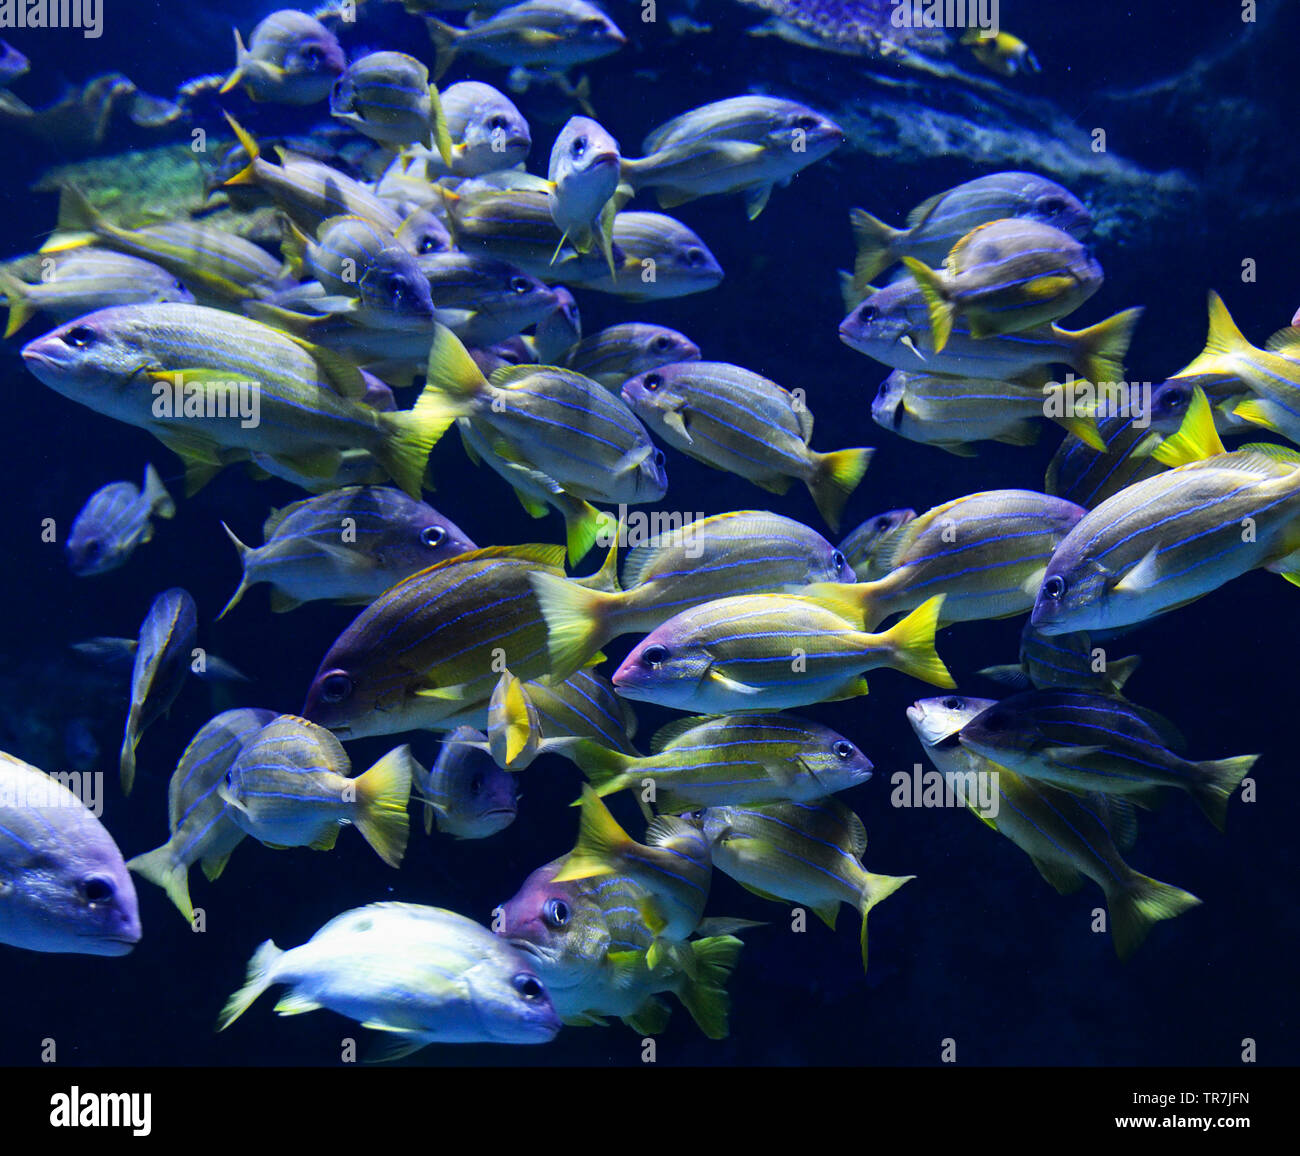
top-left (0, 0), bottom-right (1294, 1067)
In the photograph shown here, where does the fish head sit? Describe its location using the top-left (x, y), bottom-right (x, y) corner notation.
top-left (870, 371), bottom-right (909, 433)
top-left (1147, 377), bottom-right (1203, 434)
top-left (431, 729), bottom-right (519, 838)
top-left (328, 69), bottom-right (357, 117)
top-left (276, 21), bottom-right (345, 85)
top-left (395, 206), bottom-right (454, 257)
top-left (360, 247), bottom-right (436, 322)
top-left (956, 698), bottom-right (1039, 765)
top-left (792, 724), bottom-right (875, 790)
top-left (1023, 177), bottom-right (1094, 239)
top-left (462, 944), bottom-right (562, 1044)
top-left (611, 623), bottom-right (713, 707)
top-left (150, 274), bottom-right (195, 306)
top-left (549, 115), bottom-right (621, 192)
top-left (768, 103), bottom-right (845, 160)
top-left (447, 82), bottom-right (532, 174)
top-left (1030, 548), bottom-right (1114, 635)
top-left (474, 264), bottom-right (560, 338)
top-left (613, 215), bottom-right (723, 296)
top-left (569, 6), bottom-right (627, 51)
top-left (376, 499), bottom-right (477, 572)
top-left (818, 537), bottom-right (858, 584)
top-left (65, 493), bottom-right (132, 576)
top-left (1, 799), bottom-right (141, 956)
top-left (907, 695), bottom-right (997, 749)
top-left (21, 310), bottom-right (157, 403)
top-left (838, 283), bottom-right (917, 361)
top-left (632, 445), bottom-right (669, 503)
top-left (637, 326), bottom-right (700, 370)
top-left (620, 365), bottom-right (691, 437)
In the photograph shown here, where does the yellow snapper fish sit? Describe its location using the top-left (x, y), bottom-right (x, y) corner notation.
top-left (127, 708), bottom-right (277, 922)
top-left (329, 50), bottom-right (453, 160)
top-left (687, 798), bottom-right (913, 972)
top-left (217, 714), bottom-right (414, 867)
top-left (20, 303), bottom-right (452, 498)
top-left (908, 694), bottom-right (1202, 959)
top-left (903, 218), bottom-right (1103, 352)
top-left (219, 8), bottom-right (345, 104)
top-left (610, 593), bottom-right (955, 712)
top-left (218, 903), bottom-right (561, 1056)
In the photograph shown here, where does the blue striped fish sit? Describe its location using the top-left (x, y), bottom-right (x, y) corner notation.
top-left (563, 322), bottom-right (701, 389)
top-left (799, 490), bottom-right (1085, 630)
top-left (553, 714), bottom-right (875, 812)
top-left (840, 274), bottom-right (1141, 383)
top-left (979, 621), bottom-right (1141, 697)
top-left (415, 726), bottom-right (518, 839)
top-left (119, 587), bottom-right (197, 796)
top-left (219, 485), bottom-right (476, 617)
top-left (500, 856), bottom-right (743, 1037)
top-left (621, 361), bottom-right (873, 532)
top-left (691, 798), bottom-right (913, 972)
top-left (418, 251), bottom-right (560, 347)
top-left (555, 785), bottom-right (712, 967)
top-left (612, 593), bottom-right (954, 712)
top-left (909, 695), bottom-right (1201, 959)
top-left (902, 218), bottom-right (1104, 351)
top-left (219, 8), bottom-right (344, 105)
top-left (20, 303), bottom-right (454, 498)
top-left (127, 708), bottom-right (276, 921)
top-left (301, 544), bottom-right (605, 739)
top-left (847, 172), bottom-right (1092, 286)
top-left (1045, 389), bottom-right (1168, 509)
top-left (530, 510), bottom-right (856, 675)
top-left (1034, 388), bottom-right (1300, 635)
top-left (426, 323), bottom-right (666, 508)
top-left (218, 715), bottom-right (413, 866)
top-left (522, 669), bottom-right (639, 754)
top-left (560, 212), bottom-right (724, 300)
top-left (67, 462), bottom-right (174, 576)
top-left (329, 51), bottom-right (452, 159)
top-left (957, 689), bottom-right (1258, 832)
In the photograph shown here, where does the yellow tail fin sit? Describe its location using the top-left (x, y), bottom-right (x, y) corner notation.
top-left (127, 843), bottom-right (195, 923)
top-left (1065, 305), bottom-right (1144, 383)
top-left (857, 871), bottom-right (915, 973)
top-left (353, 746), bottom-right (414, 868)
top-left (551, 784), bottom-right (628, 882)
top-left (217, 939), bottom-right (283, 1030)
top-left (807, 447), bottom-right (873, 533)
top-left (849, 207), bottom-right (901, 290)
top-left (1152, 386), bottom-right (1224, 466)
top-left (879, 595), bottom-right (955, 688)
top-left (0, 269), bottom-right (33, 338)
top-left (901, 257), bottom-right (953, 352)
top-left (1108, 873), bottom-right (1201, 961)
top-left (528, 570), bottom-right (618, 681)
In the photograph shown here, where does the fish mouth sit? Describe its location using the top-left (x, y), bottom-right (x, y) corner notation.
top-left (81, 932), bottom-right (140, 955)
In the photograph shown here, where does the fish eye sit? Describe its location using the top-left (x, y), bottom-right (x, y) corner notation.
top-left (81, 876), bottom-right (115, 905)
top-left (793, 114), bottom-right (820, 130)
top-left (544, 898), bottom-right (569, 926)
top-left (487, 115), bottom-right (509, 131)
top-left (875, 516), bottom-right (893, 530)
top-left (510, 276), bottom-right (532, 294)
top-left (831, 549), bottom-right (847, 570)
top-left (63, 324), bottom-right (97, 348)
top-left (571, 135), bottom-right (587, 157)
top-left (651, 334), bottom-right (673, 352)
top-left (653, 449), bottom-right (665, 468)
top-left (418, 234), bottom-right (441, 255)
top-left (578, 16), bottom-right (607, 32)
top-left (1042, 575), bottom-right (1067, 601)
top-left (512, 973), bottom-right (544, 1000)
top-left (1164, 390), bottom-right (1188, 410)
top-left (643, 373), bottom-right (662, 392)
top-left (420, 524), bottom-right (447, 548)
top-left (683, 247), bottom-right (707, 267)
top-left (832, 740), bottom-right (854, 760)
top-left (82, 538), bottom-right (102, 558)
top-left (687, 809), bottom-right (706, 821)
top-left (320, 671), bottom-right (354, 703)
top-left (1038, 196), bottom-right (1067, 214)
top-left (641, 644), bottom-right (669, 668)
top-left (301, 44), bottom-right (324, 68)
top-left (857, 305), bottom-right (877, 324)
top-left (942, 696), bottom-right (964, 710)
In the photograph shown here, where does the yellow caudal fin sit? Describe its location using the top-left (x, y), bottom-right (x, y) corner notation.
top-left (352, 746), bottom-right (414, 868)
top-left (218, 27), bottom-right (249, 95)
top-left (487, 669), bottom-right (540, 770)
top-left (564, 502), bottom-right (617, 566)
top-left (377, 379), bottom-right (464, 498)
top-left (1042, 381), bottom-right (1106, 450)
top-left (528, 570), bottom-right (619, 680)
top-left (428, 82), bottom-right (453, 168)
top-left (127, 843), bottom-right (195, 923)
top-left (278, 218), bottom-right (312, 279)
top-left (563, 739), bottom-right (636, 796)
top-left (849, 207), bottom-right (901, 292)
top-left (0, 269), bottom-right (34, 338)
top-left (424, 17), bottom-right (461, 81)
top-left (217, 939), bottom-right (284, 1030)
top-left (677, 935), bottom-right (743, 1040)
top-left (879, 595), bottom-right (955, 688)
top-left (1065, 305), bottom-right (1144, 383)
top-left (425, 323), bottom-right (489, 400)
top-left (857, 871), bottom-right (915, 973)
top-left (807, 447), bottom-right (874, 533)
top-left (1191, 753), bottom-right (1257, 833)
top-left (119, 708), bottom-right (140, 796)
top-left (1108, 874), bottom-right (1201, 961)
top-left (901, 257), bottom-right (953, 352)
top-left (39, 185), bottom-right (104, 254)
top-left (1179, 291), bottom-right (1254, 376)
top-left (1152, 386), bottom-right (1224, 466)
top-left (221, 112), bottom-right (261, 186)
top-left (217, 521), bottom-right (252, 620)
top-left (552, 785), bottom-right (629, 882)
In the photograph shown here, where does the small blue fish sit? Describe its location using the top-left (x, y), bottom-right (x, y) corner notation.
top-left (67, 463), bottom-right (175, 577)
top-left (417, 727), bottom-right (519, 840)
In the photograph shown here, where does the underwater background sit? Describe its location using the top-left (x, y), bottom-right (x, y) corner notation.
top-left (0, 0), bottom-right (1295, 1066)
